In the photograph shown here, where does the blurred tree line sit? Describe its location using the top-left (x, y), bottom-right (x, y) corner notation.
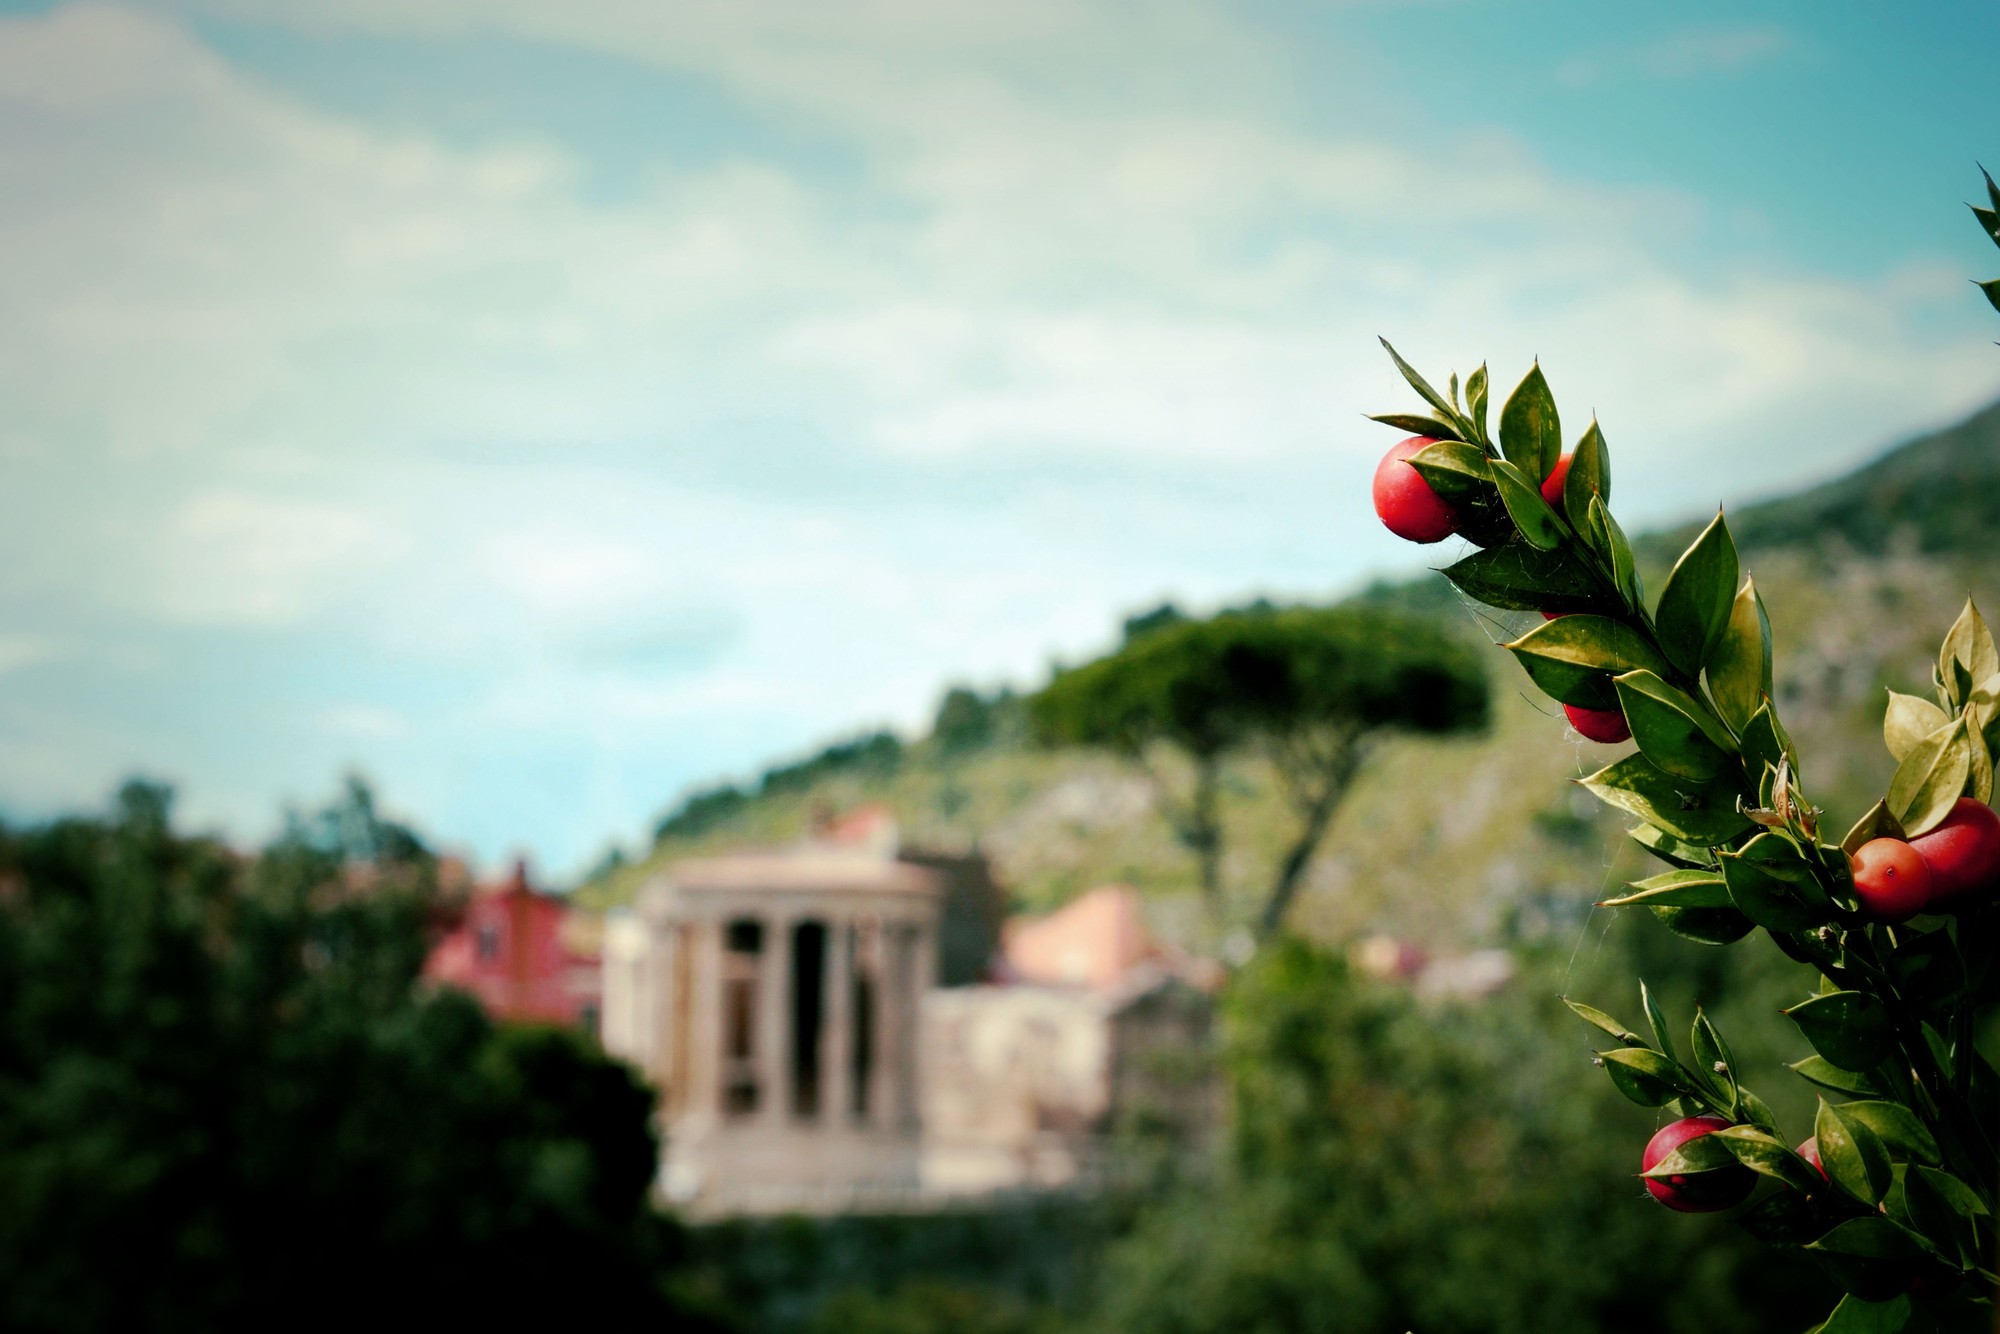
top-left (0, 778), bottom-right (723, 1333)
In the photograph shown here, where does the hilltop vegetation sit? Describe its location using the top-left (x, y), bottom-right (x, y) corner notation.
top-left (586, 398), bottom-right (2000, 959)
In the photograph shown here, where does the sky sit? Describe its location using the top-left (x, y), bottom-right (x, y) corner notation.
top-left (1, 0), bottom-right (1997, 880)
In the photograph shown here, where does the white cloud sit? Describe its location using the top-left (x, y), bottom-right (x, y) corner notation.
top-left (1560, 23), bottom-right (1793, 87)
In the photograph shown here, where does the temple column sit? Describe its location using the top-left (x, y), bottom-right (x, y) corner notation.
top-left (758, 912), bottom-right (794, 1125)
top-left (905, 920), bottom-right (936, 1128)
top-left (823, 917), bottom-right (853, 1125)
top-left (686, 918), bottom-right (724, 1127)
top-left (866, 918), bottom-right (895, 1127)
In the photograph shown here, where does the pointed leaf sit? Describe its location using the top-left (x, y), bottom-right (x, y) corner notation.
top-left (1788, 992), bottom-right (1894, 1073)
top-left (1505, 614), bottom-right (1672, 709)
top-left (1789, 1056), bottom-right (1885, 1099)
top-left (1886, 716), bottom-right (1972, 836)
top-left (1808, 1294), bottom-right (1913, 1334)
top-left (1885, 691), bottom-right (1951, 762)
top-left (1654, 512), bottom-right (1740, 676)
top-left (1840, 799), bottom-right (1908, 856)
top-left (1691, 1008), bottom-right (1739, 1116)
top-left (1837, 1102), bottom-right (1940, 1166)
top-left (1580, 754), bottom-right (1753, 845)
top-left (1466, 363), bottom-right (1489, 444)
top-left (1614, 669), bottom-right (1736, 780)
top-left (1720, 845), bottom-right (1824, 932)
top-left (1562, 996), bottom-right (1645, 1045)
top-left (1369, 412), bottom-right (1463, 441)
top-left (1650, 904), bottom-right (1754, 945)
top-left (1939, 598), bottom-right (1998, 692)
top-left (1705, 577), bottom-right (1772, 734)
top-left (1737, 700), bottom-right (1795, 779)
top-left (1498, 360), bottom-right (1560, 483)
top-left (1588, 495), bottom-right (1642, 608)
top-left (1711, 1124), bottom-right (1823, 1193)
top-left (1487, 457), bottom-right (1566, 550)
top-left (1640, 980), bottom-right (1674, 1059)
top-left (1437, 544), bottom-right (1607, 614)
top-left (1642, 1130), bottom-right (1737, 1178)
top-left (1629, 823), bottom-right (1717, 870)
top-left (1900, 1165), bottom-right (1979, 1262)
top-left (1563, 419), bottom-right (1609, 531)
top-left (1738, 1086), bottom-right (1780, 1134)
top-left (1817, 1099), bottom-right (1892, 1205)
top-left (1377, 337), bottom-right (1466, 429)
top-left (1598, 1046), bottom-right (1687, 1106)
top-left (1737, 1189), bottom-right (1836, 1248)
top-left (1599, 869), bottom-right (1730, 909)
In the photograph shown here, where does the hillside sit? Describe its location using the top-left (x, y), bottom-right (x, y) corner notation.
top-left (582, 397), bottom-right (2000, 956)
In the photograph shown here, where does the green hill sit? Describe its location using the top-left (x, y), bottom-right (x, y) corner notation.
top-left (583, 397), bottom-right (2000, 956)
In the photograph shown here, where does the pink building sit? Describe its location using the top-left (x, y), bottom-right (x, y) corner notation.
top-left (425, 860), bottom-right (601, 1032)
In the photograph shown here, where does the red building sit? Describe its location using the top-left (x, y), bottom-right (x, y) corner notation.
top-left (424, 860), bottom-right (601, 1032)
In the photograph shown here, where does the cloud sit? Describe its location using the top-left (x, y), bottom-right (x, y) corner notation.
top-left (1559, 24), bottom-right (1792, 87)
top-left (1, 1), bottom-right (1994, 871)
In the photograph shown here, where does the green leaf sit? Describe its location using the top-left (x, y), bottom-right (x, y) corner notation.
top-left (1642, 1130), bottom-right (1737, 1178)
top-left (1901, 1165), bottom-right (1981, 1262)
top-left (1818, 1098), bottom-right (1892, 1205)
top-left (1706, 577), bottom-right (1773, 735)
top-left (1614, 669), bottom-right (1736, 780)
top-left (1806, 1215), bottom-right (1928, 1263)
top-left (1628, 823), bottom-right (1717, 870)
top-left (1580, 753), bottom-right (1753, 846)
top-left (1437, 544), bottom-right (1607, 614)
top-left (1840, 800), bottom-right (1908, 857)
top-left (1498, 360), bottom-right (1560, 483)
top-left (1588, 495), bottom-right (1642, 608)
top-left (1738, 1086), bottom-right (1780, 1134)
top-left (1505, 615), bottom-right (1673, 710)
top-left (1650, 904), bottom-right (1755, 945)
top-left (1654, 511), bottom-right (1740, 677)
top-left (1910, 1164), bottom-right (1989, 1219)
top-left (1790, 1056), bottom-right (1886, 1099)
top-left (1720, 844), bottom-right (1824, 932)
top-left (1807, 1294), bottom-right (1913, 1334)
top-left (1884, 690), bottom-right (1950, 762)
top-left (1368, 412), bottom-right (1463, 441)
top-left (1405, 439), bottom-right (1492, 503)
top-left (1692, 1008), bottom-right (1739, 1116)
top-left (1598, 869), bottom-right (1731, 909)
top-left (1487, 457), bottom-right (1566, 550)
top-left (1563, 419), bottom-right (1609, 531)
top-left (1711, 1124), bottom-right (1823, 1193)
top-left (1737, 1190), bottom-right (1835, 1248)
top-left (1788, 992), bottom-right (1895, 1073)
top-left (1466, 363), bottom-right (1489, 444)
top-left (1978, 277), bottom-right (2000, 316)
top-left (1835, 1103), bottom-right (1939, 1165)
top-left (1562, 996), bottom-right (1645, 1045)
top-left (1640, 979), bottom-right (1674, 1059)
top-left (1598, 1046), bottom-right (1687, 1106)
top-left (1884, 930), bottom-right (1965, 1006)
top-left (1938, 597), bottom-right (1998, 696)
top-left (1377, 338), bottom-right (1468, 432)
top-left (1885, 715), bottom-right (1971, 836)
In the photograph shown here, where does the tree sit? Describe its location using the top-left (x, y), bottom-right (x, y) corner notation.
top-left (0, 780), bottom-right (724, 1333)
top-left (1030, 603), bottom-right (1488, 937)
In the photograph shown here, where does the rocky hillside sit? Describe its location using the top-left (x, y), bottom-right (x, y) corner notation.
top-left (583, 397), bottom-right (2000, 957)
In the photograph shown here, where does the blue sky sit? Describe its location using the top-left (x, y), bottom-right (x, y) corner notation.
top-left (1, 1), bottom-right (1996, 879)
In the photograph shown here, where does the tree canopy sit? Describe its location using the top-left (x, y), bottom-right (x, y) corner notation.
top-left (1031, 603), bottom-right (1489, 935)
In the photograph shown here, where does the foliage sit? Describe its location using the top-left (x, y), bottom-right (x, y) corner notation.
top-left (1085, 939), bottom-right (1829, 1334)
top-left (1371, 321), bottom-right (2000, 1331)
top-left (1029, 601), bottom-right (1489, 934)
top-left (652, 732), bottom-right (906, 844)
top-left (0, 780), bottom-right (719, 1333)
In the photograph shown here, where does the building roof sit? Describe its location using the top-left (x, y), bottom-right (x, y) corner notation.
top-left (1001, 884), bottom-right (1160, 993)
top-left (661, 850), bottom-right (940, 897)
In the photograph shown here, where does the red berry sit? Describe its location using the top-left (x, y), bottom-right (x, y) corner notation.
top-left (1642, 1115), bottom-right (1753, 1213)
top-left (1849, 837), bottom-right (1934, 922)
top-left (1908, 797), bottom-right (2000, 905)
top-left (1795, 1136), bottom-right (1827, 1182)
top-left (1565, 702), bottom-right (1630, 744)
top-left (1540, 452), bottom-right (1573, 508)
top-left (1540, 610), bottom-right (1566, 621)
top-left (1372, 436), bottom-right (1460, 543)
